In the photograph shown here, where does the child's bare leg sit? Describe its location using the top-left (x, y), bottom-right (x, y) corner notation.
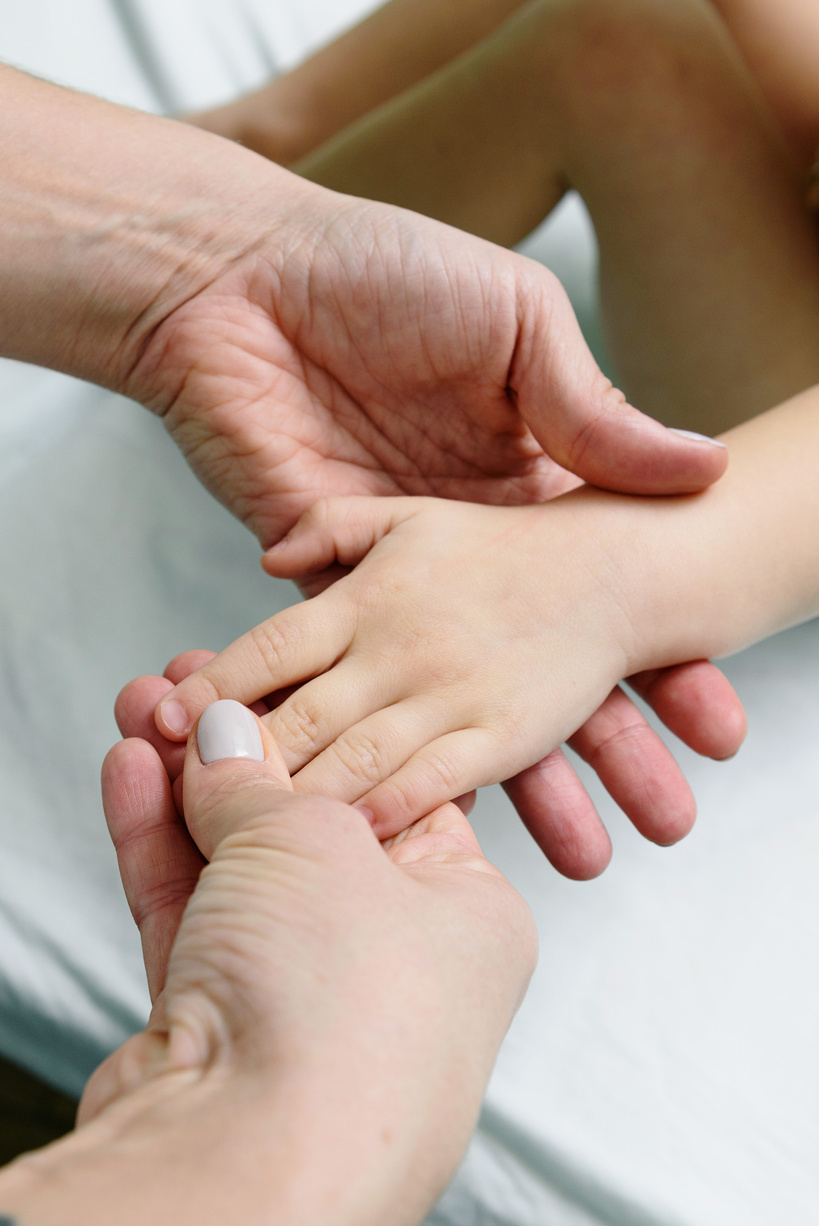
top-left (710, 0), bottom-right (819, 164)
top-left (297, 0), bottom-right (819, 434)
top-left (191, 0), bottom-right (530, 167)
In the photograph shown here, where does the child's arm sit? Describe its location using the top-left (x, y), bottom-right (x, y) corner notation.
top-left (157, 386), bottom-right (819, 870)
top-left (189, 0), bottom-right (528, 166)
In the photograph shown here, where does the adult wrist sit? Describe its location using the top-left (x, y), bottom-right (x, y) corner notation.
top-left (0, 65), bottom-right (324, 394)
top-left (0, 1053), bottom-right (453, 1226)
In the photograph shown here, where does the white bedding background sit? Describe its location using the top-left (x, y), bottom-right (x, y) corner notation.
top-left (0, 4), bottom-right (817, 1223)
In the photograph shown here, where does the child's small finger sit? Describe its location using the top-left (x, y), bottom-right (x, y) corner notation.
top-left (263, 495), bottom-right (414, 578)
top-left (568, 686), bottom-right (696, 846)
top-left (351, 729), bottom-right (497, 840)
top-left (265, 666), bottom-right (428, 775)
top-left (289, 697), bottom-right (452, 804)
top-left (155, 594), bottom-right (355, 740)
top-left (503, 749), bottom-right (612, 880)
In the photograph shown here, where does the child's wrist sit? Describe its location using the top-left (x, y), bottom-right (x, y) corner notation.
top-left (548, 488), bottom-right (714, 677)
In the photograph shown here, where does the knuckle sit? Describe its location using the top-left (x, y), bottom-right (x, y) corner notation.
top-left (330, 731), bottom-right (392, 788)
top-left (274, 696), bottom-right (325, 753)
top-left (410, 746), bottom-right (464, 802)
top-left (248, 615), bottom-right (300, 677)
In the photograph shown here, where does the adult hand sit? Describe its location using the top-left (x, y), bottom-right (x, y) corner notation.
top-left (0, 701), bottom-right (535, 1226)
top-left (125, 183), bottom-right (728, 551)
top-left (131, 156), bottom-right (743, 875)
top-left (1, 67), bottom-right (740, 875)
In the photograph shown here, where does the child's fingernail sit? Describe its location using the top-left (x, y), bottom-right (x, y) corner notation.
top-left (354, 802), bottom-right (377, 828)
top-left (198, 700), bottom-right (264, 765)
top-left (160, 700), bottom-right (190, 736)
top-left (669, 427), bottom-right (727, 448)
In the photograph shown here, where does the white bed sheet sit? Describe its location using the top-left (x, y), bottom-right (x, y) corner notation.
top-left (0, 4), bottom-right (817, 1223)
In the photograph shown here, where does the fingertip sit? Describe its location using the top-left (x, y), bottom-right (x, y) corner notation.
top-left (190, 701), bottom-right (292, 788)
top-left (115, 674), bottom-right (173, 739)
top-left (196, 699), bottom-right (265, 766)
top-left (504, 752), bottom-right (613, 880)
top-left (453, 791), bottom-right (477, 817)
top-left (183, 703), bottom-right (293, 857)
top-left (538, 816), bottom-right (613, 880)
top-left (155, 697), bottom-right (192, 740)
top-left (632, 661), bottom-right (747, 760)
top-left (572, 408), bottom-right (729, 495)
top-left (648, 796), bottom-right (697, 847)
top-left (665, 425), bottom-right (730, 489)
top-left (261, 543), bottom-right (292, 576)
top-left (709, 700), bottom-right (748, 760)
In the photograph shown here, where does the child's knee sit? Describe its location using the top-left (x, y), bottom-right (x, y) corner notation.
top-left (530, 0), bottom-right (735, 103)
top-left (527, 0), bottom-right (762, 153)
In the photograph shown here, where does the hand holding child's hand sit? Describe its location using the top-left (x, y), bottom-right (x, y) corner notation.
top-left (156, 495), bottom-right (746, 877)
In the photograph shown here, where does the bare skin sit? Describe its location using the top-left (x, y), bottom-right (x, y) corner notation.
top-left (290, 0), bottom-right (819, 436)
top-left (156, 387), bottom-right (819, 871)
top-left (0, 64), bottom-right (742, 894)
top-left (710, 0), bottom-right (819, 161)
top-left (193, 0), bottom-right (533, 165)
top-left (0, 708), bottom-right (536, 1225)
top-left (194, 0), bottom-right (819, 436)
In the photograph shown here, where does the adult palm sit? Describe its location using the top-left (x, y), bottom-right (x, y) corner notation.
top-left (129, 192), bottom-right (725, 548)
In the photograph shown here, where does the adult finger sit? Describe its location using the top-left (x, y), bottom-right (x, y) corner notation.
top-left (503, 749), bottom-right (613, 880)
top-left (513, 265), bottom-right (728, 494)
top-left (567, 686), bottom-right (697, 846)
top-left (628, 659), bottom-right (747, 760)
top-left (115, 674), bottom-right (185, 781)
top-left (101, 738), bottom-right (205, 1001)
top-left (183, 699), bottom-right (296, 858)
top-left (115, 654), bottom-right (220, 783)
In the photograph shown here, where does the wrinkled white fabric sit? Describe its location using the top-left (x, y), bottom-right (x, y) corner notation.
top-left (0, 4), bottom-right (817, 1223)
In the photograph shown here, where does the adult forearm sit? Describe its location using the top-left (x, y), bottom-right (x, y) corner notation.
top-left (0, 1070), bottom-right (440, 1226)
top-left (0, 64), bottom-right (317, 391)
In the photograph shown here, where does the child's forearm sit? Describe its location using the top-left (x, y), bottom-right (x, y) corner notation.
top-left (628, 384), bottom-right (819, 668)
top-left (189, 0), bottom-right (528, 165)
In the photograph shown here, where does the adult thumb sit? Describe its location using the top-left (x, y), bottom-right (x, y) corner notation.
top-left (183, 699), bottom-right (294, 860)
top-left (513, 267), bottom-right (728, 494)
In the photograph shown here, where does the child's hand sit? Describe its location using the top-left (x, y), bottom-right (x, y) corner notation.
top-left (156, 493), bottom-right (743, 875)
